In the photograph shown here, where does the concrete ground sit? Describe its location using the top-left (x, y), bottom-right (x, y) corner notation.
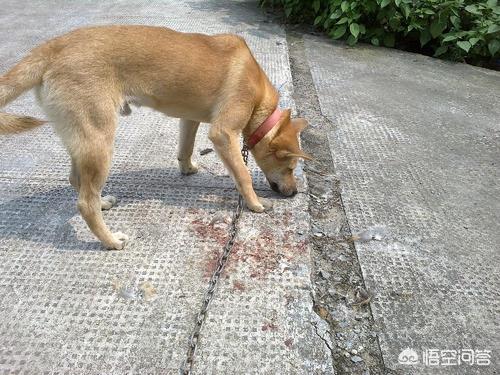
top-left (0, 1), bottom-right (499, 374)
top-left (301, 34), bottom-right (500, 374)
top-left (0, 1), bottom-right (332, 374)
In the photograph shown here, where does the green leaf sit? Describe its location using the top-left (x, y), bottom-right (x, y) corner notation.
top-left (423, 9), bottom-right (435, 15)
top-left (371, 37), bottom-right (380, 46)
top-left (420, 30), bottom-right (432, 46)
top-left (469, 37), bottom-right (480, 46)
top-left (487, 24), bottom-right (500, 34)
top-left (395, 0), bottom-right (401, 6)
top-left (331, 25), bottom-right (347, 39)
top-left (359, 24), bottom-right (366, 34)
top-left (430, 20), bottom-right (446, 38)
top-left (450, 16), bottom-right (460, 29)
top-left (336, 17), bottom-right (349, 24)
top-left (330, 9), bottom-right (342, 19)
top-left (488, 39), bottom-right (500, 55)
top-left (341, 1), bottom-right (349, 12)
top-left (434, 45), bottom-right (448, 56)
top-left (487, 0), bottom-right (497, 7)
top-left (457, 41), bottom-right (472, 52)
top-left (442, 34), bottom-right (458, 42)
top-left (389, 17), bottom-right (400, 29)
top-left (350, 22), bottom-right (360, 38)
top-left (285, 7), bottom-right (293, 17)
top-left (465, 5), bottom-right (481, 15)
top-left (314, 15), bottom-right (323, 25)
top-left (380, 0), bottom-right (391, 8)
top-left (313, 0), bottom-right (320, 13)
top-left (401, 4), bottom-right (410, 18)
top-left (346, 34), bottom-right (357, 46)
top-left (384, 33), bottom-right (395, 47)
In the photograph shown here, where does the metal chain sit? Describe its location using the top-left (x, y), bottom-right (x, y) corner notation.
top-left (181, 144), bottom-right (249, 375)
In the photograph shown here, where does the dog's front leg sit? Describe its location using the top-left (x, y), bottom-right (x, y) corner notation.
top-left (177, 118), bottom-right (200, 175)
top-left (208, 125), bottom-right (271, 212)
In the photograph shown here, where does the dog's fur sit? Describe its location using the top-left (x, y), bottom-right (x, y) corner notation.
top-left (0, 25), bottom-right (310, 249)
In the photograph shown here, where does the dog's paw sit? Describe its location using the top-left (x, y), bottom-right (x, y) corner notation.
top-left (247, 198), bottom-right (273, 213)
top-left (106, 232), bottom-right (129, 250)
top-left (179, 160), bottom-right (199, 175)
top-left (101, 195), bottom-right (117, 210)
top-left (259, 197), bottom-right (274, 211)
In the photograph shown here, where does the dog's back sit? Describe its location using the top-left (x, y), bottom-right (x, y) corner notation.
top-left (0, 25), bottom-right (261, 131)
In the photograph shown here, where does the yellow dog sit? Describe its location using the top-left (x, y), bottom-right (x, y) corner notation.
top-left (0, 25), bottom-right (310, 249)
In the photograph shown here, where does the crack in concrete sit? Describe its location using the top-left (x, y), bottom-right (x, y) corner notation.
top-left (284, 28), bottom-right (392, 374)
top-left (311, 320), bottom-right (334, 353)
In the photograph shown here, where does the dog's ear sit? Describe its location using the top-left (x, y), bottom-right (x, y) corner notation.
top-left (292, 118), bottom-right (308, 133)
top-left (275, 149), bottom-right (313, 160)
top-left (275, 109), bottom-right (292, 132)
top-left (271, 112), bottom-right (313, 160)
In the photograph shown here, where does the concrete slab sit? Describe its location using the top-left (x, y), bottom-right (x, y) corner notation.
top-left (304, 35), bottom-right (500, 373)
top-left (192, 189), bottom-right (333, 374)
top-left (0, 1), bottom-right (332, 373)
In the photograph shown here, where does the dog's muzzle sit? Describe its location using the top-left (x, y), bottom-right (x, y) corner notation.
top-left (268, 179), bottom-right (297, 197)
top-left (269, 181), bottom-right (280, 193)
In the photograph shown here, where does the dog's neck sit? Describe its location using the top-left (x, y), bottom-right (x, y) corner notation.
top-left (243, 86), bottom-right (280, 144)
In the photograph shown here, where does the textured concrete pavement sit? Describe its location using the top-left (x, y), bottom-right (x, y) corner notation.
top-left (0, 1), bottom-right (333, 374)
top-left (2, 1), bottom-right (499, 374)
top-left (304, 35), bottom-right (500, 373)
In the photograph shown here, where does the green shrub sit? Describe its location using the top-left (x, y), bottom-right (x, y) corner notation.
top-left (261, 0), bottom-right (500, 64)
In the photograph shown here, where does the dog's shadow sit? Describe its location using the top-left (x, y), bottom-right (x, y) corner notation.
top-left (0, 167), bottom-right (275, 252)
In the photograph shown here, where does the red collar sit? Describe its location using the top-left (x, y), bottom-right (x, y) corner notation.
top-left (246, 108), bottom-right (282, 149)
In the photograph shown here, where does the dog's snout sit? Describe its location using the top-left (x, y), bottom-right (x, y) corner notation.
top-left (290, 189), bottom-right (298, 196)
top-left (269, 181), bottom-right (280, 193)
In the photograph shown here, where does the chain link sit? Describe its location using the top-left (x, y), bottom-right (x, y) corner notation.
top-left (181, 144), bottom-right (249, 375)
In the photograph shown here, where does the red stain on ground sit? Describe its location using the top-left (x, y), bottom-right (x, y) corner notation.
top-left (203, 248), bottom-right (222, 278)
top-left (227, 227), bottom-right (308, 279)
top-left (191, 218), bottom-right (229, 246)
top-left (191, 218), bottom-right (230, 278)
top-left (191, 214), bottom-right (308, 281)
top-left (232, 280), bottom-right (245, 291)
top-left (284, 338), bottom-right (294, 349)
top-left (261, 323), bottom-right (278, 332)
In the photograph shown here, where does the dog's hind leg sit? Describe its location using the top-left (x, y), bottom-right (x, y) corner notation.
top-left (69, 156), bottom-right (80, 191)
top-left (57, 105), bottom-right (128, 250)
top-left (74, 132), bottom-right (128, 250)
top-left (177, 118), bottom-right (200, 175)
top-left (39, 82), bottom-right (119, 215)
top-left (69, 156), bottom-right (117, 211)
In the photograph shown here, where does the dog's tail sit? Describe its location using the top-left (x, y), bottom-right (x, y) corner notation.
top-left (0, 44), bottom-right (52, 134)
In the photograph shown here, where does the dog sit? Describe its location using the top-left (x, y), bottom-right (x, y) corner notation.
top-left (0, 25), bottom-right (311, 250)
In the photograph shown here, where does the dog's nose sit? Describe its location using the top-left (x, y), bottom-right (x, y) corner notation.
top-left (290, 189), bottom-right (298, 196)
top-left (269, 181), bottom-right (280, 193)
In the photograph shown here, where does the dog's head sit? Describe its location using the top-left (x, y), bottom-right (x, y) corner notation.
top-left (251, 109), bottom-right (312, 196)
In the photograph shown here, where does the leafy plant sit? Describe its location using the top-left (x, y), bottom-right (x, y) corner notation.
top-left (260, 0), bottom-right (500, 65)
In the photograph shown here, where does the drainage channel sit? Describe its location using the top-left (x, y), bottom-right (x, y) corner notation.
top-left (285, 29), bottom-right (392, 375)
